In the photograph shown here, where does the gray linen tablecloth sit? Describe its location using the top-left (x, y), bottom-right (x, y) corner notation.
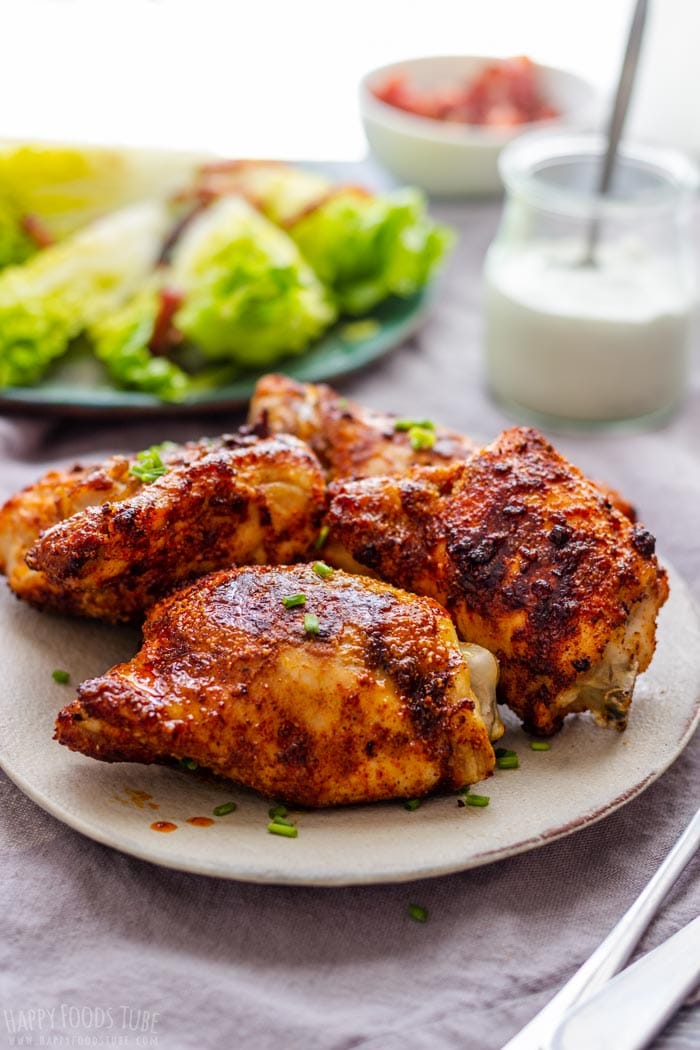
top-left (0, 198), bottom-right (698, 1050)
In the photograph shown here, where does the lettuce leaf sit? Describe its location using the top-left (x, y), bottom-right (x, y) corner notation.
top-left (171, 196), bottom-right (336, 367)
top-left (0, 201), bottom-right (169, 388)
top-left (187, 164), bottom-right (453, 315)
top-left (290, 188), bottom-right (453, 315)
top-left (89, 287), bottom-right (190, 402)
top-left (0, 143), bottom-right (198, 238)
top-left (0, 203), bottom-right (36, 271)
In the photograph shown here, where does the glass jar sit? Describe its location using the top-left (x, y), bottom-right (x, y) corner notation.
top-left (483, 131), bottom-right (699, 429)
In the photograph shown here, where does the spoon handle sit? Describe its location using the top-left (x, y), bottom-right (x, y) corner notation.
top-left (583, 0), bottom-right (649, 263)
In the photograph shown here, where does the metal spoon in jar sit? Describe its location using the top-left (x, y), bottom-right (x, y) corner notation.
top-left (581, 0), bottom-right (649, 266)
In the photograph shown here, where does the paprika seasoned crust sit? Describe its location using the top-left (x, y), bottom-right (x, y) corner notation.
top-left (249, 373), bottom-right (637, 519)
top-left (55, 565), bottom-right (501, 807)
top-left (0, 454), bottom-right (146, 613)
top-left (248, 372), bottom-right (478, 480)
top-left (4, 434), bottom-right (326, 623)
top-left (324, 427), bottom-right (669, 736)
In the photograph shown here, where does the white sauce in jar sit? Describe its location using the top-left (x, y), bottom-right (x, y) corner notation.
top-left (484, 238), bottom-right (695, 423)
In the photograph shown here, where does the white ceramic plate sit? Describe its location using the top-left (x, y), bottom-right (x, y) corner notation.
top-left (1, 563), bottom-right (698, 886)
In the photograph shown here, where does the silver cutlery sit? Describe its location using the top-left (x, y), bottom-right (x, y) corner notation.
top-left (581, 0), bottom-right (649, 266)
top-left (551, 914), bottom-right (700, 1050)
top-left (501, 806), bottom-right (700, 1050)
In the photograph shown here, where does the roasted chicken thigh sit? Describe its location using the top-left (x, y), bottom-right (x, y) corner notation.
top-left (325, 428), bottom-right (668, 735)
top-left (1, 434), bottom-right (326, 622)
top-left (56, 565), bottom-right (501, 805)
top-left (249, 373), bottom-right (477, 480)
top-left (248, 374), bottom-right (637, 520)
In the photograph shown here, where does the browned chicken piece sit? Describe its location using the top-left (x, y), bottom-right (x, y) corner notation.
top-left (248, 373), bottom-right (478, 480)
top-left (248, 375), bottom-right (638, 523)
top-left (1, 434), bottom-right (326, 623)
top-left (324, 427), bottom-right (669, 736)
top-left (0, 457), bottom-right (143, 613)
top-left (55, 564), bottom-right (502, 806)
top-left (595, 484), bottom-right (637, 522)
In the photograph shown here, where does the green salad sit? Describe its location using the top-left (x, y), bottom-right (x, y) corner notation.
top-left (0, 148), bottom-right (453, 402)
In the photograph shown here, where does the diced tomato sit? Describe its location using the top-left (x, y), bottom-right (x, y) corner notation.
top-left (372, 56), bottom-right (558, 128)
top-left (150, 287), bottom-right (184, 355)
top-left (21, 213), bottom-right (54, 248)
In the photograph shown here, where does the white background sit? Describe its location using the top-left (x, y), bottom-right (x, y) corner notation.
top-left (0, 0), bottom-right (696, 160)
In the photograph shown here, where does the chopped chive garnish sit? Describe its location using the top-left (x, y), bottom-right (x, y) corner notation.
top-left (179, 757), bottom-right (198, 771)
top-left (312, 561), bottom-right (334, 579)
top-left (497, 753), bottom-right (519, 770)
top-left (129, 445), bottom-right (169, 484)
top-left (408, 426), bottom-right (437, 451)
top-left (282, 593), bottom-right (306, 609)
top-left (494, 747), bottom-right (516, 759)
top-left (268, 822), bottom-right (298, 838)
top-left (408, 903), bottom-right (428, 923)
top-left (304, 612), bottom-right (320, 635)
top-left (404, 799), bottom-right (421, 811)
top-left (270, 815), bottom-right (295, 827)
top-left (465, 794), bottom-right (490, 807)
top-left (268, 804), bottom-right (288, 819)
top-left (51, 669), bottom-right (70, 684)
top-left (314, 525), bottom-right (330, 549)
top-left (394, 418), bottom-right (435, 432)
top-left (213, 802), bottom-right (237, 816)
top-left (530, 740), bottom-right (551, 751)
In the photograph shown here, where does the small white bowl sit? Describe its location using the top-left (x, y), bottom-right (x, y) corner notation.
top-left (359, 55), bottom-right (599, 198)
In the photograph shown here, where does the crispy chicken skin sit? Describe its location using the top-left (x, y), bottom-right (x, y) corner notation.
top-left (0, 457), bottom-right (143, 613)
top-left (55, 565), bottom-right (499, 806)
top-left (248, 375), bottom-right (637, 520)
top-left (3, 434), bottom-right (326, 623)
top-left (248, 373), bottom-right (478, 480)
top-left (325, 428), bottom-right (668, 736)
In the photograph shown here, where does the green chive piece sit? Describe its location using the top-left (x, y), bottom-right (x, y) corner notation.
top-left (530, 740), bottom-right (551, 751)
top-left (312, 561), bottom-right (334, 579)
top-left (408, 903), bottom-right (428, 923)
top-left (465, 794), bottom-right (490, 807)
top-left (282, 593), bottom-right (306, 609)
top-left (408, 426), bottom-right (437, 451)
top-left (180, 757), bottom-right (198, 771)
top-left (404, 799), bottom-right (421, 811)
top-left (213, 802), bottom-right (237, 817)
top-left (314, 525), bottom-right (330, 549)
top-left (268, 822), bottom-right (298, 838)
top-left (129, 445), bottom-right (169, 484)
top-left (51, 669), bottom-right (70, 684)
top-left (268, 804), bottom-right (288, 819)
top-left (394, 418), bottom-right (435, 432)
top-left (494, 747), bottom-right (517, 759)
top-left (271, 815), bottom-right (295, 827)
top-left (497, 754), bottom-right (519, 770)
top-left (304, 612), bottom-right (320, 635)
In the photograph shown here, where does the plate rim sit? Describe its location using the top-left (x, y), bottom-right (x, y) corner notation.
top-left (1, 560), bottom-right (698, 886)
